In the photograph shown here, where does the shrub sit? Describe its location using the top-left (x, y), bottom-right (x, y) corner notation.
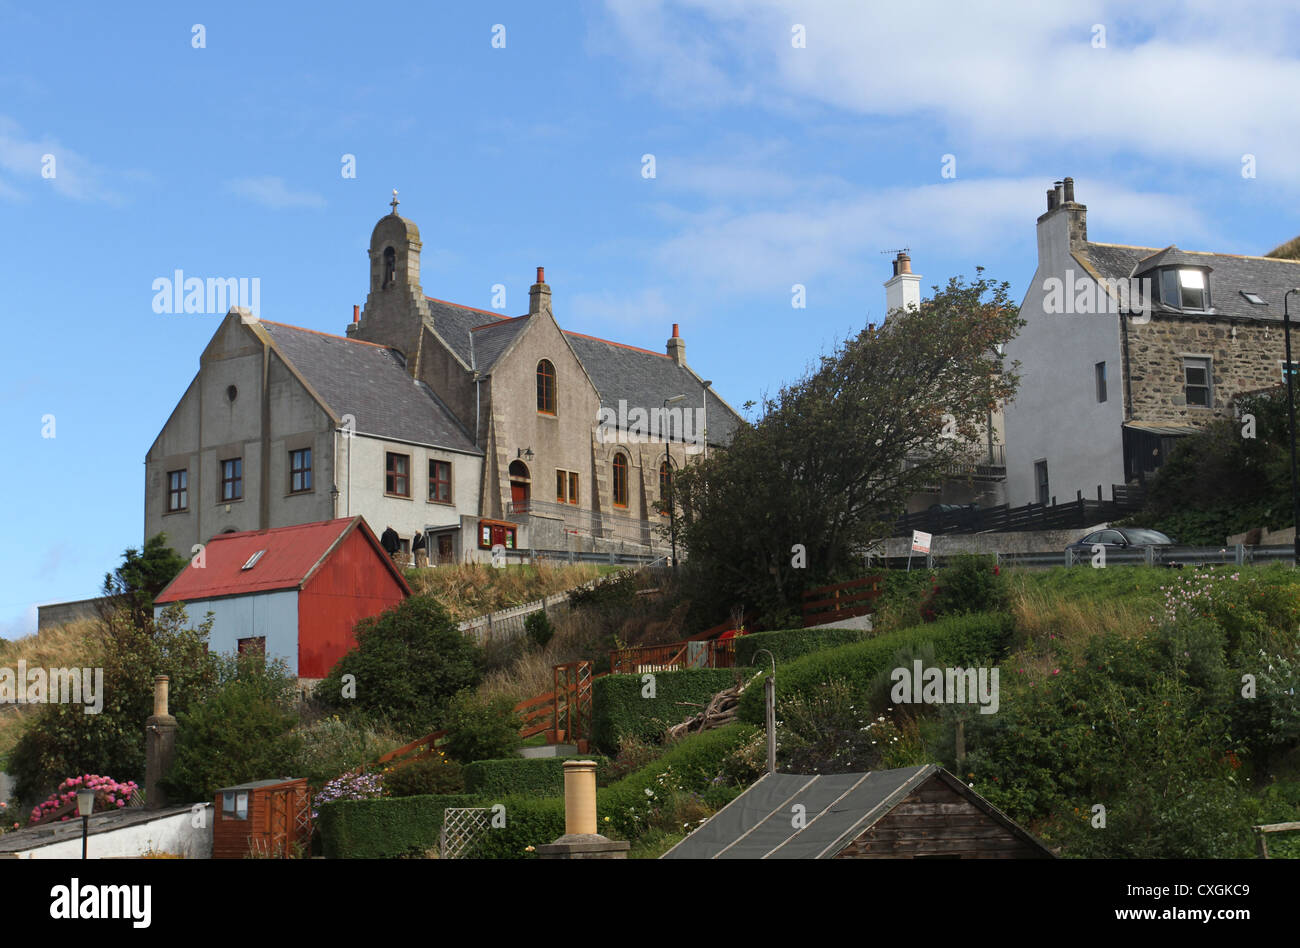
top-left (30, 775), bottom-right (139, 826)
top-left (591, 668), bottom-right (748, 754)
top-left (290, 715), bottom-right (404, 788)
top-left (777, 679), bottom-right (926, 774)
top-left (315, 597), bottom-right (485, 735)
top-left (440, 691), bottom-right (522, 763)
top-left (737, 611), bottom-right (1014, 725)
top-left (462, 756), bottom-right (612, 797)
top-left (524, 610), bottom-right (555, 649)
top-left (605, 736), bottom-right (668, 783)
top-left (317, 793), bottom-right (479, 858)
top-left (382, 756), bottom-right (465, 797)
top-left (313, 771), bottom-right (384, 819)
top-left (160, 653), bottom-right (302, 803)
top-left (463, 795), bottom-right (567, 859)
top-left (929, 554), bottom-right (1009, 618)
top-left (733, 626), bottom-right (872, 667)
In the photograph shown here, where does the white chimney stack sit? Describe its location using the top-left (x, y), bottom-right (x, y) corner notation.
top-left (884, 251), bottom-right (921, 315)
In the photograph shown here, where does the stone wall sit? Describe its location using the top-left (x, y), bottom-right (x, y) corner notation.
top-left (1127, 315), bottom-right (1282, 423)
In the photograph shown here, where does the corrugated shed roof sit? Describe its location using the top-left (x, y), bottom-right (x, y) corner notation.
top-left (1080, 242), bottom-right (1300, 323)
top-left (154, 517), bottom-right (408, 603)
top-left (662, 765), bottom-right (1053, 859)
top-left (261, 321), bottom-right (480, 454)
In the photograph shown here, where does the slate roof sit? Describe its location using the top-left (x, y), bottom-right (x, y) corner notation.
top-left (261, 321), bottom-right (480, 454)
top-left (154, 516), bottom-right (410, 604)
top-left (435, 297), bottom-right (744, 446)
top-left (661, 764), bottom-right (1053, 859)
top-left (1079, 241), bottom-right (1300, 323)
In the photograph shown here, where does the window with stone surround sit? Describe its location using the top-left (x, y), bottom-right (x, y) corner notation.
top-left (537, 359), bottom-right (557, 415)
top-left (386, 452), bottom-right (411, 497)
top-left (290, 448), bottom-right (312, 493)
top-left (167, 469), bottom-right (188, 512)
top-left (613, 453), bottom-right (629, 507)
top-left (220, 457), bottom-right (242, 501)
top-left (429, 459), bottom-right (452, 504)
top-left (1184, 357), bottom-right (1212, 407)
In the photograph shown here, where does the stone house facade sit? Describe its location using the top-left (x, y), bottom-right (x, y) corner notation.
top-left (1003, 178), bottom-right (1300, 507)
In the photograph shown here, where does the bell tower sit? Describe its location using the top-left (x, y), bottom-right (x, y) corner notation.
top-left (348, 190), bottom-right (434, 372)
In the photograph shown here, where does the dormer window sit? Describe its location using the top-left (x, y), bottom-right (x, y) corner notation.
top-left (1157, 267), bottom-right (1209, 311)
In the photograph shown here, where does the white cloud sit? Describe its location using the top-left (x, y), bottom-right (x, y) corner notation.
top-left (598, 1), bottom-right (1300, 185)
top-left (225, 176), bottom-right (326, 210)
top-left (0, 115), bottom-right (119, 202)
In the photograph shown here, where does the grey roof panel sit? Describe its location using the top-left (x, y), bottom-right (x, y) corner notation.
top-left (768, 766), bottom-right (929, 859)
top-left (471, 317), bottom-right (529, 371)
top-left (1081, 242), bottom-right (1300, 322)
top-left (262, 322), bottom-right (481, 454)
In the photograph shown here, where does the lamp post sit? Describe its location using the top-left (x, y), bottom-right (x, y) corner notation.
top-left (663, 394), bottom-right (687, 571)
top-left (76, 788), bottom-right (95, 860)
top-left (1285, 290), bottom-right (1300, 566)
top-left (702, 380), bottom-right (712, 461)
top-left (753, 649), bottom-right (777, 774)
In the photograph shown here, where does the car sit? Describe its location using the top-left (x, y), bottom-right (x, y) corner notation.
top-left (1066, 527), bottom-right (1175, 559)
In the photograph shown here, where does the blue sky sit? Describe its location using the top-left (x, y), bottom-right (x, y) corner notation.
top-left (3, 0), bottom-right (1300, 636)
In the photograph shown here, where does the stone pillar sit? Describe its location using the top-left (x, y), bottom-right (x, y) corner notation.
top-left (536, 760), bottom-right (629, 860)
top-left (145, 675), bottom-right (178, 810)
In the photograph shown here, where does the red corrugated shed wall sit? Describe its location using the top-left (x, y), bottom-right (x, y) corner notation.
top-left (297, 527), bottom-right (408, 678)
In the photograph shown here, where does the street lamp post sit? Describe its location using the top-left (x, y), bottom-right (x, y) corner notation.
top-left (664, 394), bottom-right (687, 571)
top-left (76, 788), bottom-right (95, 860)
top-left (1285, 290), bottom-right (1300, 566)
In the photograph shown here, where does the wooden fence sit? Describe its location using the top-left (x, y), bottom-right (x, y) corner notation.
top-left (801, 575), bottom-right (883, 628)
top-left (893, 484), bottom-right (1146, 537)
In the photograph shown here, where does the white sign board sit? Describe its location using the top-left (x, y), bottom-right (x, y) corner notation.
top-left (911, 530), bottom-right (932, 554)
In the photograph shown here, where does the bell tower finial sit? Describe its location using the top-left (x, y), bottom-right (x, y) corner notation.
top-left (390, 189), bottom-right (399, 215)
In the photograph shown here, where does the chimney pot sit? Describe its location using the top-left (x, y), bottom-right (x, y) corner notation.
top-left (562, 760), bottom-right (598, 836)
top-left (897, 252), bottom-right (912, 275)
top-left (536, 266), bottom-right (545, 284)
top-left (1046, 188), bottom-right (1058, 211)
top-left (672, 323), bottom-right (679, 338)
top-left (1063, 177), bottom-right (1075, 203)
top-left (352, 304), bottom-right (359, 323)
top-left (153, 675), bottom-right (170, 718)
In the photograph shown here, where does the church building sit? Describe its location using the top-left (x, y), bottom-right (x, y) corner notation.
top-left (144, 196), bottom-right (743, 563)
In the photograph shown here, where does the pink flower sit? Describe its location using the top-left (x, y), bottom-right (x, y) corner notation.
top-left (115, 800), bottom-right (125, 808)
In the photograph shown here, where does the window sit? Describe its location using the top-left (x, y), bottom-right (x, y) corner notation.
top-left (383, 246), bottom-right (396, 287)
top-left (221, 790), bottom-right (249, 821)
top-left (290, 448), bottom-right (312, 493)
top-left (1184, 357), bottom-right (1212, 407)
top-left (386, 452), bottom-right (410, 497)
top-left (659, 460), bottom-right (673, 516)
top-left (612, 453), bottom-right (629, 507)
top-left (237, 636), bottom-right (266, 663)
top-left (220, 458), bottom-right (243, 501)
top-left (429, 459), bottom-right (452, 504)
top-left (241, 550), bottom-right (265, 570)
top-left (1241, 291), bottom-right (1266, 306)
top-left (555, 470), bottom-right (579, 505)
top-left (1095, 361), bottom-right (1107, 403)
top-left (1034, 460), bottom-right (1049, 506)
top-left (536, 360), bottom-right (557, 414)
top-left (166, 469), bottom-right (188, 512)
top-left (1158, 268), bottom-right (1210, 311)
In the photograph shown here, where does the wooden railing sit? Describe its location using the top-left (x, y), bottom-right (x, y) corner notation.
top-left (609, 637), bottom-right (737, 675)
top-left (801, 575), bottom-right (883, 628)
top-left (893, 484), bottom-right (1146, 537)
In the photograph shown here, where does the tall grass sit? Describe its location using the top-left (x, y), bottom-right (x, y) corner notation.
top-left (0, 618), bottom-right (101, 760)
top-left (405, 561), bottom-right (603, 622)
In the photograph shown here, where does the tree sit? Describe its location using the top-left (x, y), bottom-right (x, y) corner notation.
top-left (161, 653), bottom-right (302, 803)
top-left (671, 270), bottom-right (1022, 618)
top-left (314, 597), bottom-right (485, 735)
top-left (7, 602), bottom-right (220, 806)
top-left (101, 533), bottom-right (188, 625)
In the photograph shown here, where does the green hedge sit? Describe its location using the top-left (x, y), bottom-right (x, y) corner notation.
top-left (591, 668), bottom-right (749, 754)
top-left (734, 627), bottom-right (873, 667)
top-left (462, 755), bottom-right (613, 796)
top-left (317, 793), bottom-right (479, 858)
top-left (737, 611), bottom-right (1015, 725)
top-left (468, 723), bottom-right (761, 858)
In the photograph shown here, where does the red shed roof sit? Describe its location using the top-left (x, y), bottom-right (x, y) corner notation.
top-left (154, 517), bottom-right (410, 604)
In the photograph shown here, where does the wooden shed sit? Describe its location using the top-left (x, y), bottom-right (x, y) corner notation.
top-left (212, 778), bottom-right (311, 859)
top-left (662, 764), bottom-right (1054, 859)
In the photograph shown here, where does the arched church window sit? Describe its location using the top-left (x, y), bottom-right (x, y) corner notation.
top-left (536, 360), bottom-right (556, 414)
top-left (383, 246), bottom-right (396, 287)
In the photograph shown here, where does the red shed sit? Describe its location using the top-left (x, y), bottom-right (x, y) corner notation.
top-left (154, 516), bottom-right (410, 681)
